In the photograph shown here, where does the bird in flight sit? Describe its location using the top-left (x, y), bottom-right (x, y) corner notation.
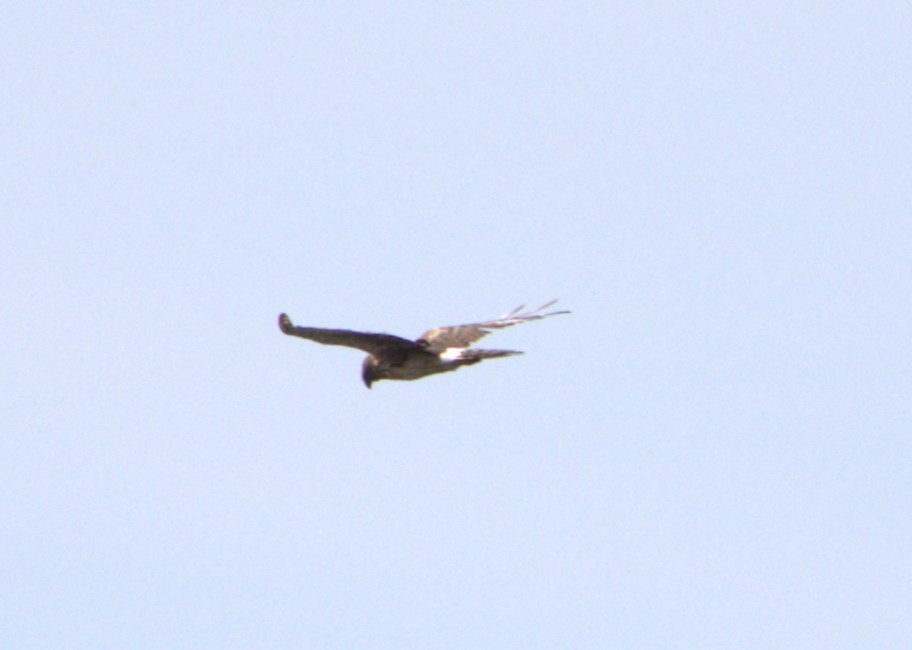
top-left (278, 300), bottom-right (569, 388)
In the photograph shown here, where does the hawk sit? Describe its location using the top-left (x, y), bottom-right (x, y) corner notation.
top-left (278, 300), bottom-right (569, 388)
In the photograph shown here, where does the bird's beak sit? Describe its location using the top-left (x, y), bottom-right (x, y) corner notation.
top-left (361, 358), bottom-right (376, 389)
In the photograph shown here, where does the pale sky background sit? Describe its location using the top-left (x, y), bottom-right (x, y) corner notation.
top-left (3, 3), bottom-right (911, 648)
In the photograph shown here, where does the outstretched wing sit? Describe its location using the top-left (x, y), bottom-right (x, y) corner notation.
top-left (279, 313), bottom-right (422, 357)
top-left (416, 300), bottom-right (570, 353)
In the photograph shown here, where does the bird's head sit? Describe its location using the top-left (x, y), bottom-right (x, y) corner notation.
top-left (361, 356), bottom-right (381, 389)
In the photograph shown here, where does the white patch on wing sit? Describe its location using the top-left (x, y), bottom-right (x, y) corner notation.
top-left (440, 347), bottom-right (466, 361)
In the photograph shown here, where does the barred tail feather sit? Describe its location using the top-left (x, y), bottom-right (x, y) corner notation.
top-left (461, 349), bottom-right (523, 361)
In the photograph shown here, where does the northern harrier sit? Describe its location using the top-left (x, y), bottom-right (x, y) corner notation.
top-left (278, 300), bottom-right (569, 388)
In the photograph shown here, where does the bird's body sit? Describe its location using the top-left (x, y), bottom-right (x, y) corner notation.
top-left (278, 300), bottom-right (569, 388)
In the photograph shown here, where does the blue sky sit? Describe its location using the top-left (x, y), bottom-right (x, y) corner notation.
top-left (4, 3), bottom-right (911, 648)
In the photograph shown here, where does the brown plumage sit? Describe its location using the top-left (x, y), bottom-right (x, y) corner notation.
top-left (278, 300), bottom-right (569, 388)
